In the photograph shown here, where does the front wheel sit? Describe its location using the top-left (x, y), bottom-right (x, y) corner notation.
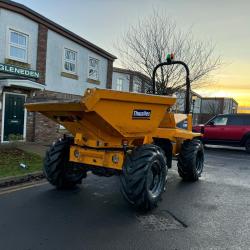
top-left (120, 144), bottom-right (167, 211)
top-left (44, 137), bottom-right (85, 189)
top-left (177, 139), bottom-right (204, 181)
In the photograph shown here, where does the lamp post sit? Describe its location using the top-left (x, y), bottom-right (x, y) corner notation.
top-left (192, 95), bottom-right (197, 114)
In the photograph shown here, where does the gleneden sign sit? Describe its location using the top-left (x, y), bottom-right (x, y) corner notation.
top-left (0, 63), bottom-right (40, 79)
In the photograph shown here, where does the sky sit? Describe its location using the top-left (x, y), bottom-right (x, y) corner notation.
top-left (14, 0), bottom-right (250, 106)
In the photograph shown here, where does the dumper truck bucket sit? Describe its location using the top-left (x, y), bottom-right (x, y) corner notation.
top-left (25, 88), bottom-right (176, 142)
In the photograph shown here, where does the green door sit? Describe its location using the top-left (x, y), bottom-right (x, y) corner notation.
top-left (3, 93), bottom-right (25, 142)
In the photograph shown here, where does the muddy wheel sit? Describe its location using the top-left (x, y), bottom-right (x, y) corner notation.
top-left (120, 144), bottom-right (167, 211)
top-left (177, 139), bottom-right (204, 181)
top-left (44, 137), bottom-right (85, 189)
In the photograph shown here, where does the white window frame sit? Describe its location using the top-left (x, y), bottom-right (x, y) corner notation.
top-left (88, 56), bottom-right (100, 81)
top-left (8, 29), bottom-right (29, 63)
top-left (116, 78), bottom-right (123, 91)
top-left (63, 48), bottom-right (77, 74)
top-left (133, 82), bottom-right (141, 93)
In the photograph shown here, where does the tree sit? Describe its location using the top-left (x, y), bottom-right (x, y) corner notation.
top-left (115, 11), bottom-right (221, 95)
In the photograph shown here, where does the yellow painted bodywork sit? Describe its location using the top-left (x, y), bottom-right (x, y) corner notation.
top-left (70, 146), bottom-right (124, 170)
top-left (25, 88), bottom-right (201, 170)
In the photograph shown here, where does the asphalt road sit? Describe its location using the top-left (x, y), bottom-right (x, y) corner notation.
top-left (0, 147), bottom-right (250, 250)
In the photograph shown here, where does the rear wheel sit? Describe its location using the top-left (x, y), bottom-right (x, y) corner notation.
top-left (154, 139), bottom-right (173, 169)
top-left (177, 139), bottom-right (204, 181)
top-left (120, 144), bottom-right (167, 211)
top-left (44, 137), bottom-right (85, 189)
top-left (245, 138), bottom-right (250, 154)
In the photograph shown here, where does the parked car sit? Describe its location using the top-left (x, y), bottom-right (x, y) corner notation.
top-left (193, 114), bottom-right (250, 153)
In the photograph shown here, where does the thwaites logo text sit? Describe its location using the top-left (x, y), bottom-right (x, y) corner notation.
top-left (132, 110), bottom-right (151, 120)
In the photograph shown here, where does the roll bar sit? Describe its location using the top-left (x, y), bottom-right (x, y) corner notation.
top-left (152, 59), bottom-right (191, 114)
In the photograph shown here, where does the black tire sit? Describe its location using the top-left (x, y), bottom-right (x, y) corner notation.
top-left (44, 137), bottom-right (85, 188)
top-left (120, 144), bottom-right (167, 211)
top-left (245, 138), bottom-right (250, 154)
top-left (177, 139), bottom-right (204, 181)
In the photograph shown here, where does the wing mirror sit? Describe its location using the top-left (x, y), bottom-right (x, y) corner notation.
top-left (207, 120), bottom-right (215, 126)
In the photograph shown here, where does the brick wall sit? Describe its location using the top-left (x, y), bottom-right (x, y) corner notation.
top-left (26, 111), bottom-right (63, 145)
top-left (106, 60), bottom-right (113, 89)
top-left (26, 90), bottom-right (81, 144)
top-left (36, 24), bottom-right (48, 84)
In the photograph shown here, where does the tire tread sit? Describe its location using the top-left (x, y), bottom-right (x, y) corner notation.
top-left (121, 144), bottom-right (167, 211)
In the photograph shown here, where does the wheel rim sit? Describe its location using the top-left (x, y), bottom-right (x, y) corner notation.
top-left (196, 150), bottom-right (204, 174)
top-left (146, 160), bottom-right (164, 198)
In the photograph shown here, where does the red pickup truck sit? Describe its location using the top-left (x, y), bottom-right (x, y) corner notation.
top-left (193, 114), bottom-right (250, 153)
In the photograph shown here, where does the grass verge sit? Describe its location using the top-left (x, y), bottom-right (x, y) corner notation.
top-left (0, 148), bottom-right (43, 178)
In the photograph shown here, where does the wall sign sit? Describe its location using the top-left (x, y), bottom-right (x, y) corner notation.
top-left (132, 109), bottom-right (151, 120)
top-left (0, 63), bottom-right (40, 79)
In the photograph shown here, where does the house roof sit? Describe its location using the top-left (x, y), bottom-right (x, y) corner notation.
top-left (113, 68), bottom-right (205, 97)
top-left (0, 0), bottom-right (117, 61)
top-left (113, 67), bottom-right (151, 81)
top-left (202, 97), bottom-right (238, 105)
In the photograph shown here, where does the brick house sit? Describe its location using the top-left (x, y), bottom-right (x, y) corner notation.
top-left (0, 0), bottom-right (116, 143)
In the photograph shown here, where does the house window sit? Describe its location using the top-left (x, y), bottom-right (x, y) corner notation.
top-left (116, 78), bottom-right (123, 91)
top-left (9, 29), bottom-right (28, 62)
top-left (63, 48), bottom-right (77, 74)
top-left (133, 82), bottom-right (141, 93)
top-left (88, 57), bottom-right (99, 81)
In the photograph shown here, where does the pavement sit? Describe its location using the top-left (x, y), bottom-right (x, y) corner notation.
top-left (16, 142), bottom-right (49, 157)
top-left (0, 142), bottom-right (49, 158)
top-left (0, 146), bottom-right (250, 250)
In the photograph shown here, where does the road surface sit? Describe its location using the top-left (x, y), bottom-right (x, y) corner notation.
top-left (0, 147), bottom-right (250, 250)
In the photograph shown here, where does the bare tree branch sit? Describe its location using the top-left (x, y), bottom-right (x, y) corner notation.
top-left (115, 10), bottom-right (221, 95)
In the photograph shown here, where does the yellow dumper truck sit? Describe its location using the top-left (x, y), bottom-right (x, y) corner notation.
top-left (25, 56), bottom-right (204, 211)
